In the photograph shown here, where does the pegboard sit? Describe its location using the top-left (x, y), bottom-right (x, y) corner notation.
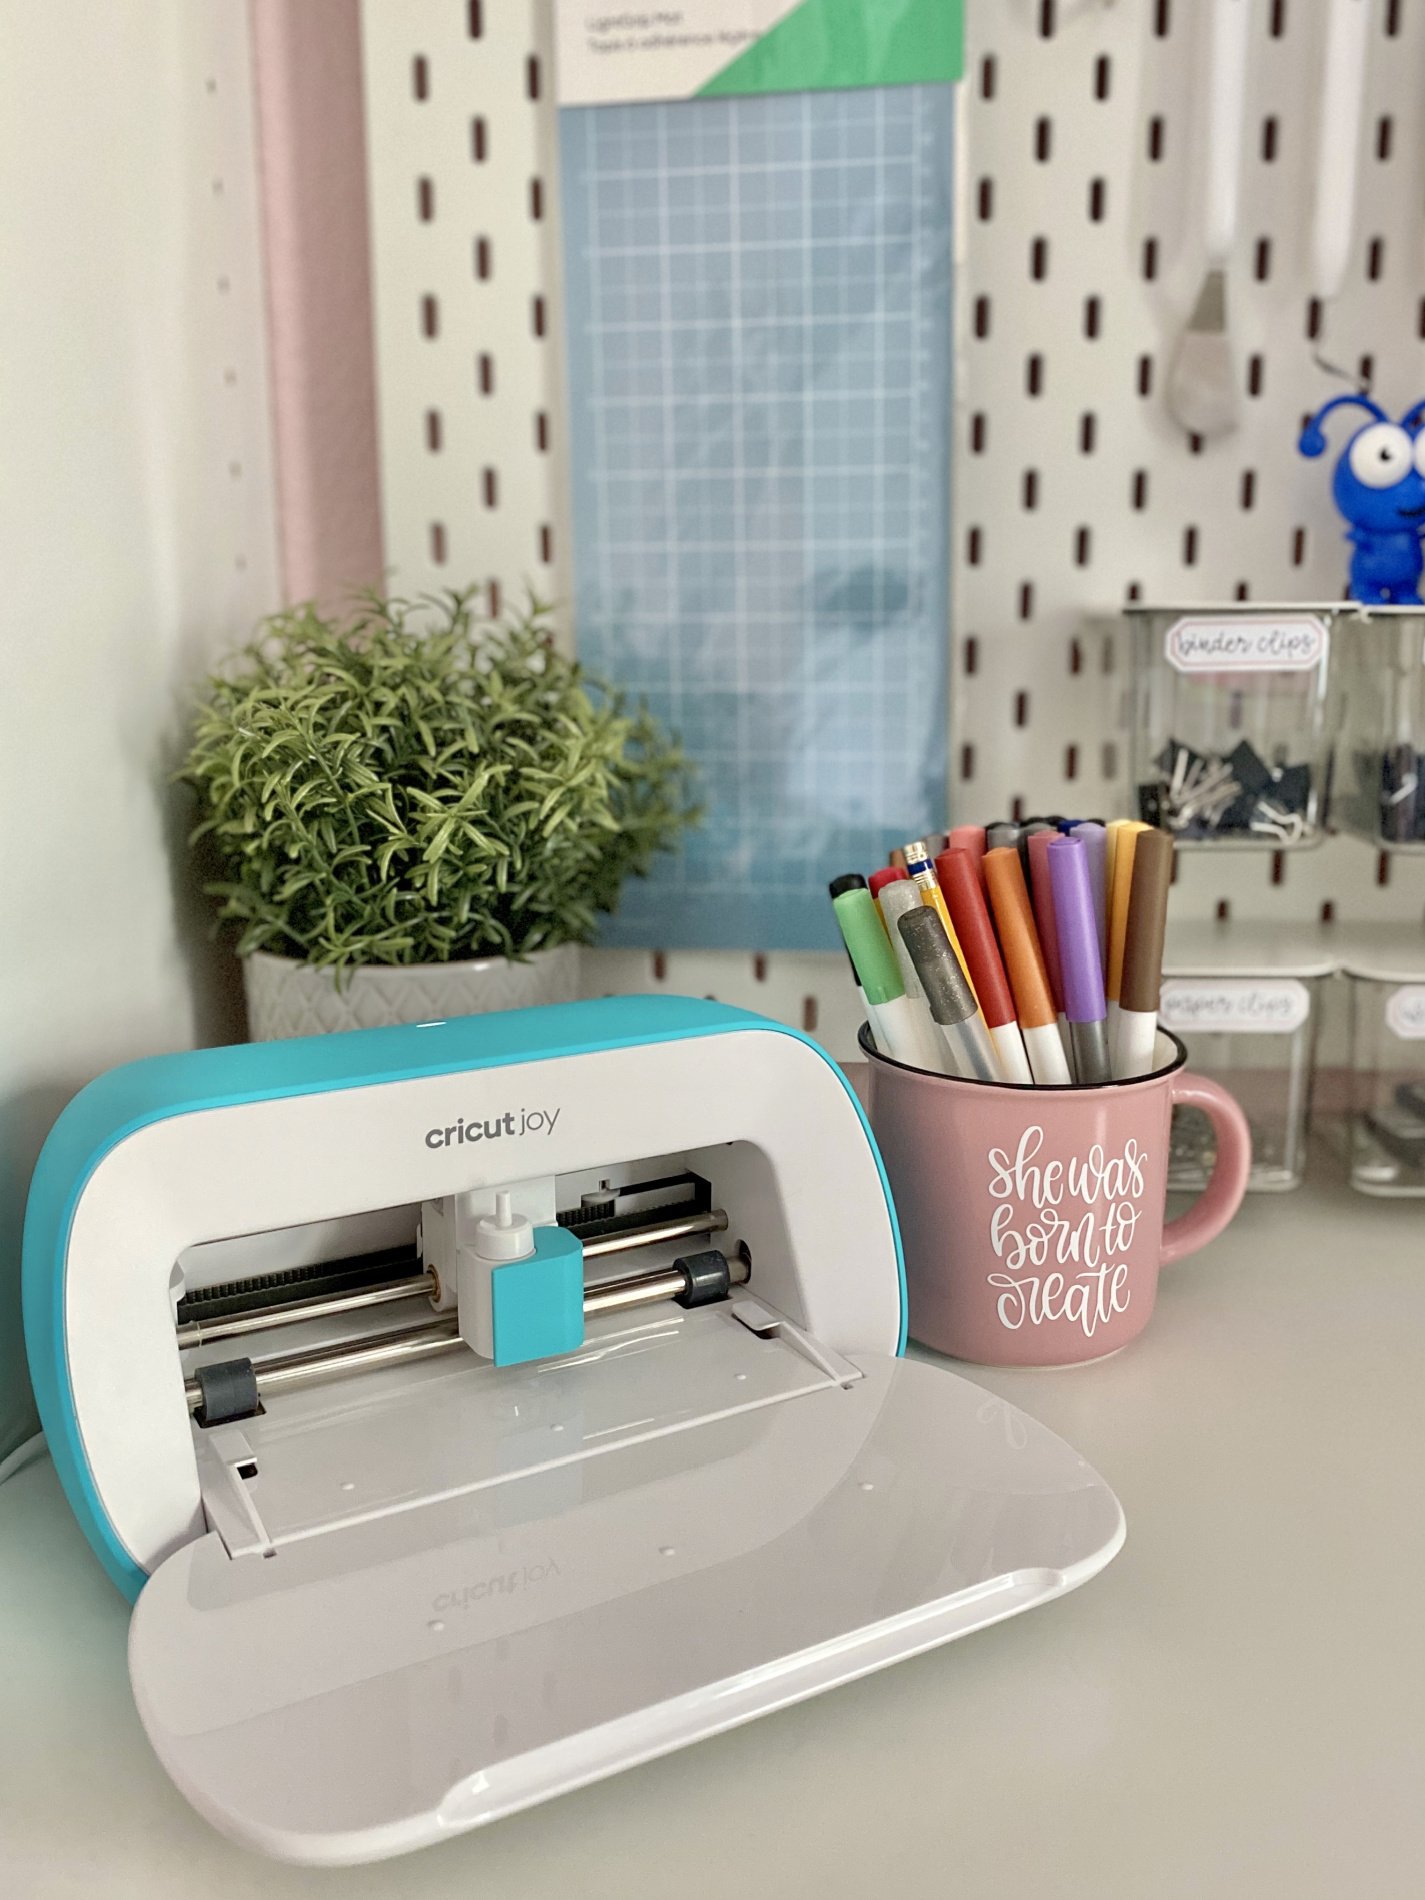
top-left (956, 0), bottom-right (1425, 946)
top-left (359, 0), bottom-right (1425, 1061)
top-left (361, 0), bottom-right (568, 627)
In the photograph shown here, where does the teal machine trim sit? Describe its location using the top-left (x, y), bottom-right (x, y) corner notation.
top-left (23, 996), bottom-right (905, 1600)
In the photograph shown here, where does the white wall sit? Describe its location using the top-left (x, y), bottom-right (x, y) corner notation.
top-left (0, 2), bottom-right (279, 1457)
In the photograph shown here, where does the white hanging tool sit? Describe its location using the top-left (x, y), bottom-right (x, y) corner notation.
top-left (1166, 0), bottom-right (1252, 440)
top-left (1309, 0), bottom-right (1372, 309)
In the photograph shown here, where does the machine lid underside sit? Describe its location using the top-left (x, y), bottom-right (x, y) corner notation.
top-left (128, 1352), bottom-right (1124, 1867)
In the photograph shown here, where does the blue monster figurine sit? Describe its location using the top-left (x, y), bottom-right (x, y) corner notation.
top-left (1298, 394), bottom-right (1425, 605)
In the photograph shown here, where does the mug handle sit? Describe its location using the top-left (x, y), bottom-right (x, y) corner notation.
top-left (1159, 1072), bottom-right (1252, 1266)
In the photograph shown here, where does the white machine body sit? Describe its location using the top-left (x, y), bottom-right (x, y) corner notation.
top-left (24, 999), bottom-right (1124, 1865)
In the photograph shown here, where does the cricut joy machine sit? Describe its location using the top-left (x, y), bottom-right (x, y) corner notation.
top-left (24, 996), bottom-right (1124, 1866)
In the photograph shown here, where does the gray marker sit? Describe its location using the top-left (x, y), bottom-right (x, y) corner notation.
top-left (896, 907), bottom-right (999, 1082)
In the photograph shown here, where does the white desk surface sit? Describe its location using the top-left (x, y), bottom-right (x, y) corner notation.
top-left (4, 1167), bottom-right (1424, 1899)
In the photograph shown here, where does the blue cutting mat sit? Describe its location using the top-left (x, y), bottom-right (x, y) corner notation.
top-left (560, 86), bottom-right (954, 950)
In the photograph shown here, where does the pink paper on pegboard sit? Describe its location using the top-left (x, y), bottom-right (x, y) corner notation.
top-left (249, 0), bottom-right (384, 605)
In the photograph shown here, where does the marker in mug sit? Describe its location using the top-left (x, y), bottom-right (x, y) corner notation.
top-left (1115, 828), bottom-right (1174, 1078)
top-left (896, 907), bottom-right (999, 1082)
top-left (1103, 816), bottom-right (1125, 892)
top-left (1018, 819), bottom-right (1056, 881)
top-left (868, 865), bottom-right (909, 904)
top-left (936, 847), bottom-right (1033, 1084)
top-left (1026, 828), bottom-right (1071, 1060)
top-left (1102, 818), bottom-right (1127, 960)
top-left (1105, 819), bottom-right (1149, 1052)
top-left (902, 839), bottom-right (982, 1011)
top-left (947, 824), bottom-right (987, 874)
top-left (1103, 818), bottom-right (1141, 936)
top-left (1068, 821), bottom-right (1108, 970)
top-left (1047, 834), bottom-right (1111, 1085)
top-left (824, 874), bottom-right (870, 1026)
top-left (829, 874), bottom-right (879, 1049)
top-left (985, 821), bottom-right (1019, 853)
top-left (876, 880), bottom-right (954, 1074)
top-left (982, 847), bottom-right (1073, 1086)
top-left (901, 836), bottom-right (960, 938)
top-left (832, 888), bottom-right (931, 1068)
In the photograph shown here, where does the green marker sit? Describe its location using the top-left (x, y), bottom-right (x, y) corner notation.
top-left (832, 888), bottom-right (933, 1069)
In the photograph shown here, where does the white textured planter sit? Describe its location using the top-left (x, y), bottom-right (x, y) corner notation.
top-left (242, 945), bottom-right (580, 1041)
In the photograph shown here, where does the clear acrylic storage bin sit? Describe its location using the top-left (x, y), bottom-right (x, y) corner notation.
top-left (1330, 606), bottom-right (1425, 850)
top-left (1160, 924), bottom-right (1331, 1192)
top-left (1345, 932), bottom-right (1425, 1197)
top-left (1127, 604), bottom-right (1335, 848)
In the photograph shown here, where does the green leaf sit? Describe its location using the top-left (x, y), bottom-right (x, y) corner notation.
top-left (176, 588), bottom-right (699, 970)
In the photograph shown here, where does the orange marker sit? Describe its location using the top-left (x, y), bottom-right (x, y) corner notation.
top-left (982, 847), bottom-right (1073, 1086)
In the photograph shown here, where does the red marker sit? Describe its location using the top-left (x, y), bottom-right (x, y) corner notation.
top-left (935, 849), bottom-right (1033, 1085)
top-left (868, 865), bottom-right (909, 903)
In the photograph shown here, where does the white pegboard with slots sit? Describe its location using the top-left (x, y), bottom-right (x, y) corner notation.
top-left (361, 0), bottom-right (569, 626)
top-left (359, 0), bottom-right (1425, 1061)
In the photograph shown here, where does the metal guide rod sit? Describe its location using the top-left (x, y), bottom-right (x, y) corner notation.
top-left (177, 1273), bottom-right (436, 1350)
top-left (582, 1207), bottom-right (727, 1258)
top-left (583, 1250), bottom-right (747, 1315)
top-left (176, 1206), bottom-right (729, 1349)
top-left (184, 1248), bottom-right (750, 1415)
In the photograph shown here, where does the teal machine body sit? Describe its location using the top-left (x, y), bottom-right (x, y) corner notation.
top-left (21, 995), bottom-right (1122, 1868)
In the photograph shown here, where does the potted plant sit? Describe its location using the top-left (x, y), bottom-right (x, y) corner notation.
top-left (181, 589), bottom-right (698, 1038)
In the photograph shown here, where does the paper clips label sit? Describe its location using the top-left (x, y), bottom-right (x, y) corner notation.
top-left (1160, 979), bottom-right (1311, 1036)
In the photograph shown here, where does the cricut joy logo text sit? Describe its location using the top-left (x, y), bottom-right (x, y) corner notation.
top-left (432, 1559), bottom-right (560, 1612)
top-left (984, 1126), bottom-right (1143, 1340)
top-left (424, 1106), bottom-right (561, 1149)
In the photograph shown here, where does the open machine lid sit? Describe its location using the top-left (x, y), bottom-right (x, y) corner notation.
top-left (128, 1343), bottom-right (1123, 1867)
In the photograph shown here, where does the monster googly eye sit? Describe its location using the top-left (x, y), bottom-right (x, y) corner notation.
top-left (1348, 423), bottom-right (1414, 490)
top-left (1412, 432), bottom-right (1425, 479)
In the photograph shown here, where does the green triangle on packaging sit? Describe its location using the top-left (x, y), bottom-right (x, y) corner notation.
top-left (698, 0), bottom-right (962, 100)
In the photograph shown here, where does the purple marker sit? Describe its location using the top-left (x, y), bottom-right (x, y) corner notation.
top-left (1048, 835), bottom-right (1111, 1085)
top-left (1067, 821), bottom-right (1108, 974)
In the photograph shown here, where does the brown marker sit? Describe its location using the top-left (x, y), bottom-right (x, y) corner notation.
top-left (1114, 828), bottom-right (1174, 1078)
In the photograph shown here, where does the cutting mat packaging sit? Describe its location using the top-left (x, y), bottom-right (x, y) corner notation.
top-left (558, 4), bottom-right (962, 948)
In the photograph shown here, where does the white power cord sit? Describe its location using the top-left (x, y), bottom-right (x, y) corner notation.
top-left (0, 1431), bottom-right (47, 1488)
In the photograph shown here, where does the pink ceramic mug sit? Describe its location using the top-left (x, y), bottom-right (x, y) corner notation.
top-left (864, 1028), bottom-right (1251, 1367)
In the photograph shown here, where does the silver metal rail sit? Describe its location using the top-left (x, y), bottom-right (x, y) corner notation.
top-left (582, 1207), bottom-right (727, 1259)
top-left (184, 1246), bottom-right (748, 1415)
top-left (176, 1274), bottom-right (437, 1350)
top-left (176, 1206), bottom-right (729, 1349)
top-left (583, 1249), bottom-right (747, 1316)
